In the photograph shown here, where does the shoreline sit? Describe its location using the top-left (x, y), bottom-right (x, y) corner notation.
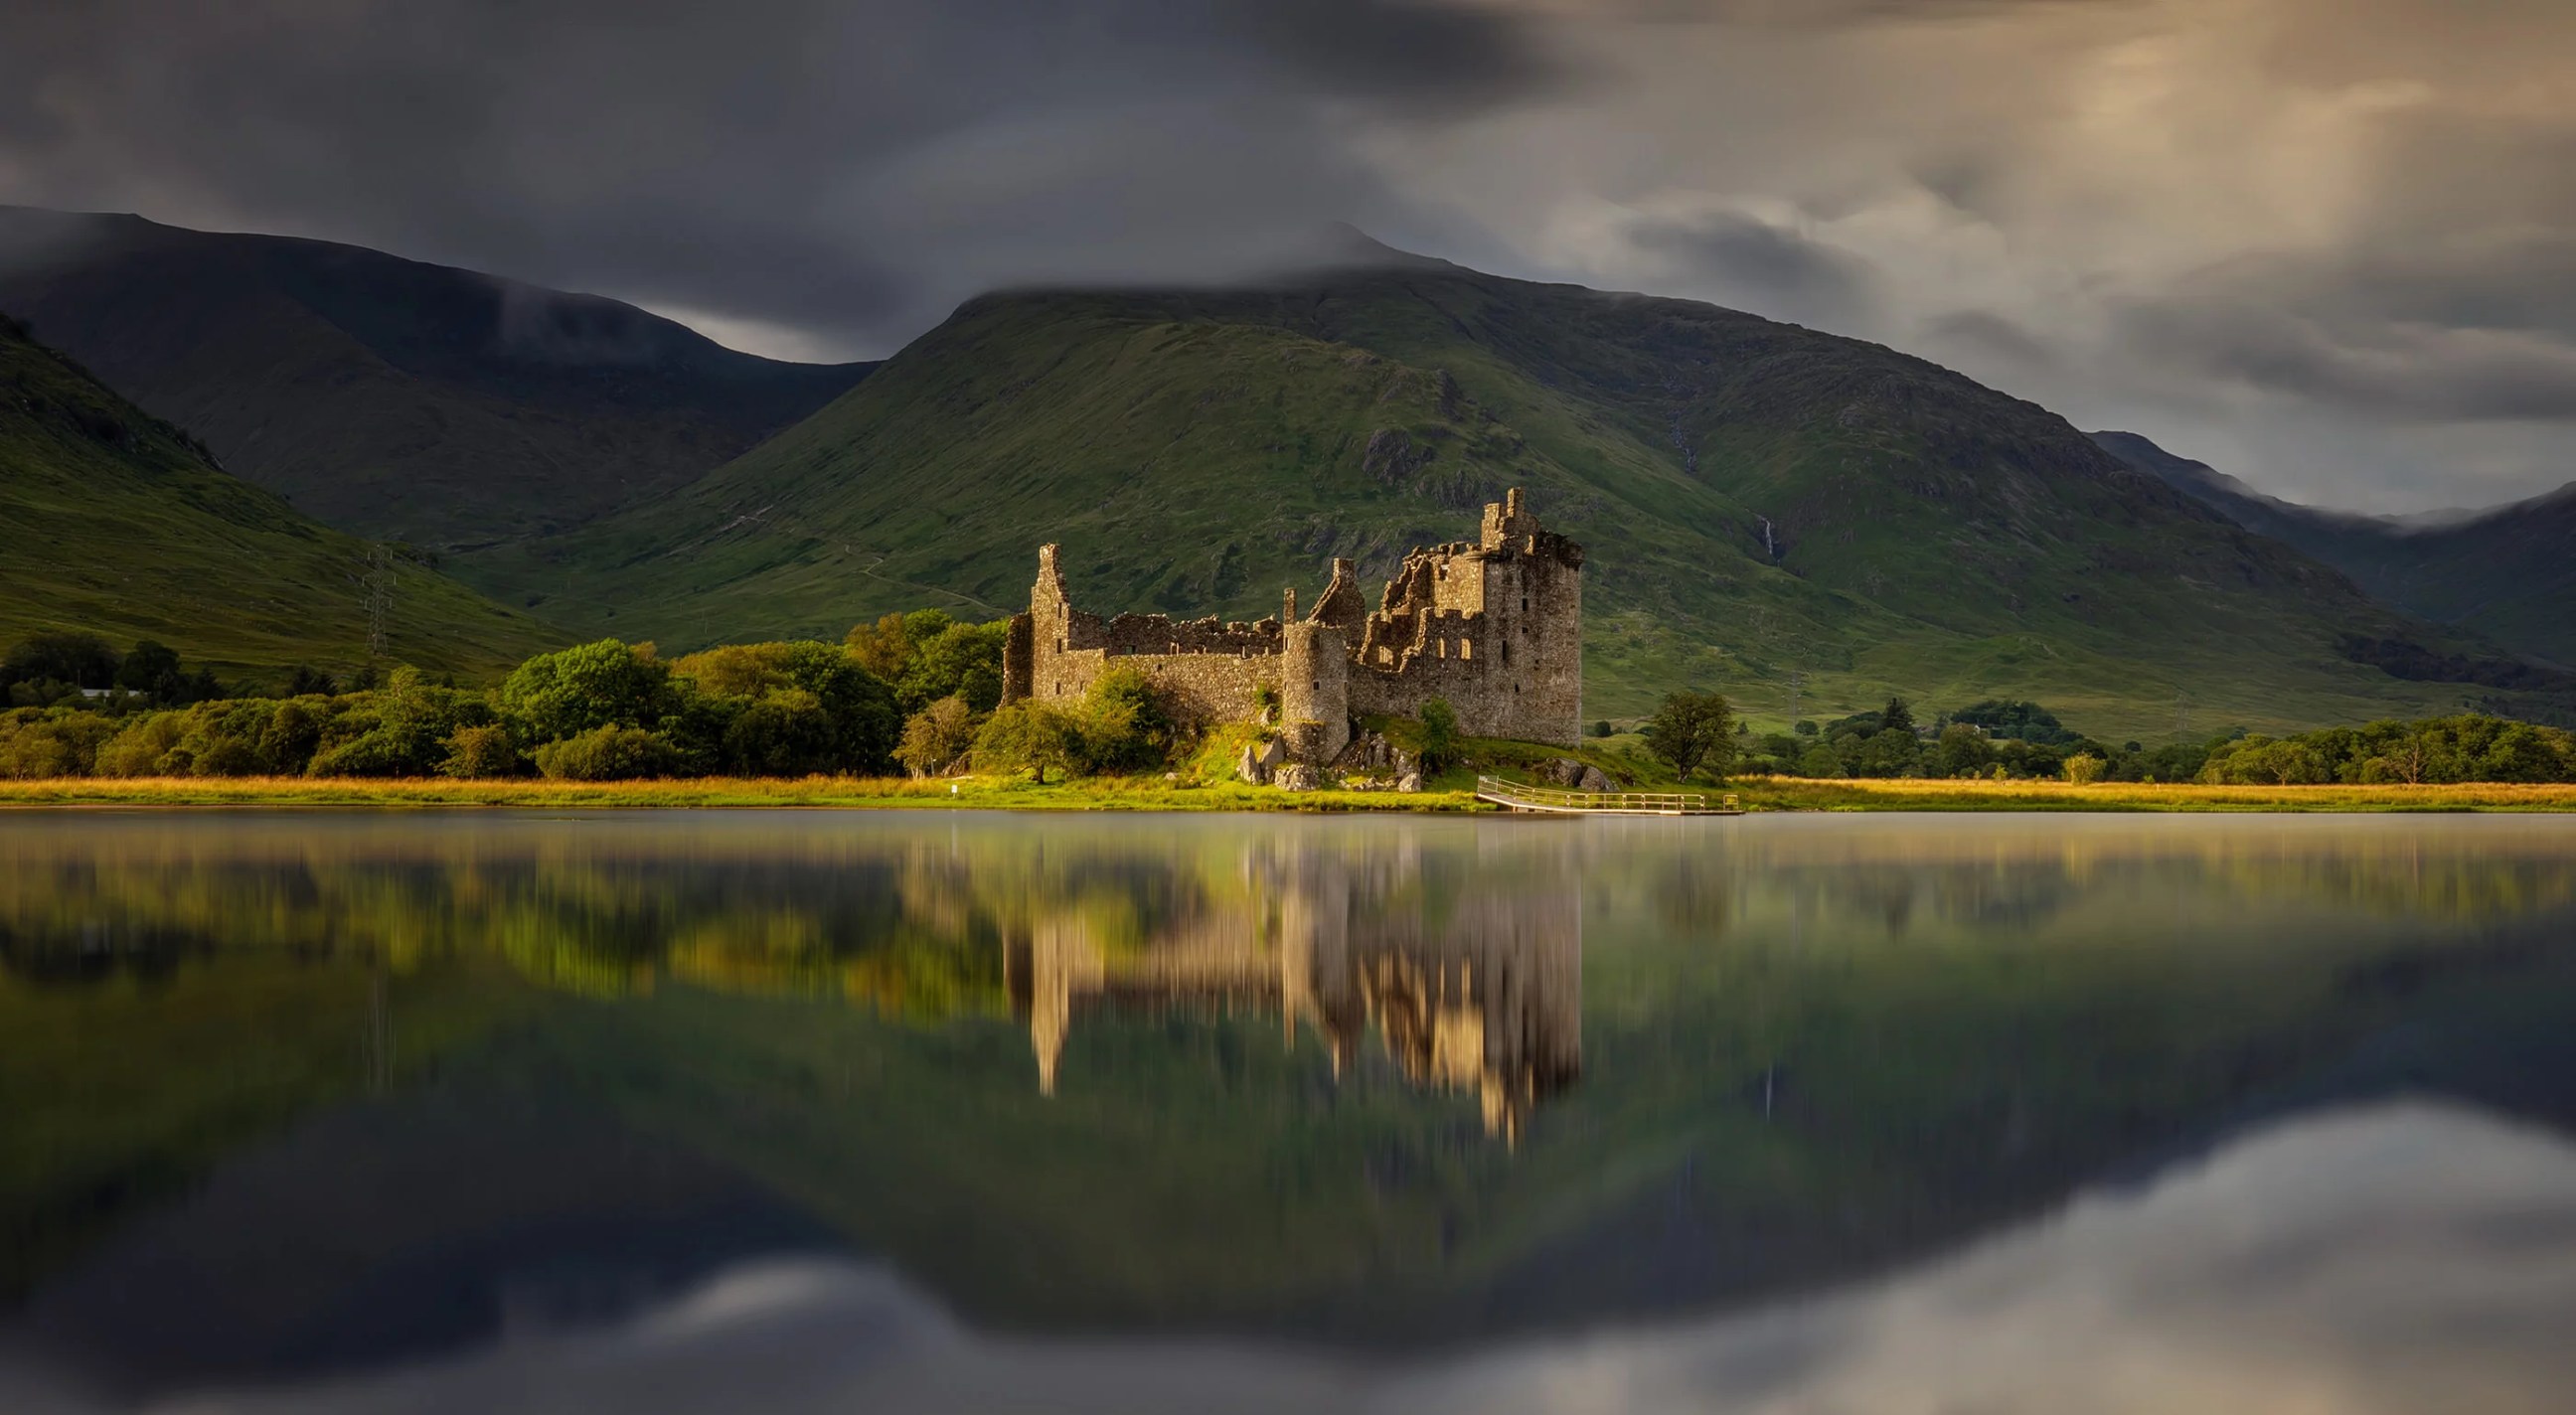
top-left (1, 776), bottom-right (2573, 812)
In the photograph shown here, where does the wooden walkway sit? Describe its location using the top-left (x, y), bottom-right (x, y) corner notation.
top-left (1475, 776), bottom-right (1744, 817)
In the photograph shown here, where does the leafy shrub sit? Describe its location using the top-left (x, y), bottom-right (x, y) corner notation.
top-left (440, 724), bottom-right (526, 778)
top-left (0, 708), bottom-right (119, 778)
top-left (306, 669), bottom-right (493, 777)
top-left (973, 702), bottom-right (1085, 782)
top-left (1080, 668), bottom-right (1176, 773)
top-left (531, 724), bottom-right (684, 781)
top-left (671, 640), bottom-right (899, 774)
top-left (2061, 752), bottom-right (2106, 785)
top-left (95, 711), bottom-right (188, 776)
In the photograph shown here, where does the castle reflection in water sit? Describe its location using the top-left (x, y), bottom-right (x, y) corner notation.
top-left (1002, 838), bottom-right (1583, 1141)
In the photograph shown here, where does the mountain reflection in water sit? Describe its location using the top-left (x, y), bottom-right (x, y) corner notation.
top-left (3, 812), bottom-right (2576, 1413)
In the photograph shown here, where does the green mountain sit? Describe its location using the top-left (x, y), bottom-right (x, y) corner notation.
top-left (2096, 430), bottom-right (2576, 669)
top-left (458, 250), bottom-right (2549, 739)
top-left (0, 316), bottom-right (560, 682)
top-left (0, 207), bottom-right (874, 549)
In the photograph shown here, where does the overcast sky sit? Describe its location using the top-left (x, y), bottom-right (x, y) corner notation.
top-left (7, 0), bottom-right (2576, 512)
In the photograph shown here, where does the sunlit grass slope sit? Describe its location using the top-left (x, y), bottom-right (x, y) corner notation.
top-left (0, 317), bottom-right (563, 683)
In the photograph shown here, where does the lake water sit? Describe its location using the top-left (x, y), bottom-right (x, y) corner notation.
top-left (4, 811), bottom-right (2575, 1414)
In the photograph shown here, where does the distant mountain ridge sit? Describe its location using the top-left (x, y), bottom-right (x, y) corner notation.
top-left (8, 202), bottom-right (2563, 734)
top-left (2092, 431), bottom-right (2576, 667)
top-left (0, 206), bottom-right (874, 549)
top-left (455, 251), bottom-right (2560, 737)
top-left (0, 315), bottom-right (559, 681)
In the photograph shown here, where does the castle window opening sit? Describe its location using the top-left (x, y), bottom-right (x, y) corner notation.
top-left (1461, 638), bottom-right (1472, 660)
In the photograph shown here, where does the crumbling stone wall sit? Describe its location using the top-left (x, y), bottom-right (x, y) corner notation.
top-left (1001, 490), bottom-right (1582, 756)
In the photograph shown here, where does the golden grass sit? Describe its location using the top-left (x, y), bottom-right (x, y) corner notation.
top-left (0, 774), bottom-right (2567, 813)
top-left (1730, 776), bottom-right (2576, 813)
top-left (0, 774), bottom-right (1490, 812)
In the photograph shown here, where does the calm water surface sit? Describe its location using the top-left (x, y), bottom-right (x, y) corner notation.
top-left (4, 811), bottom-right (2575, 1413)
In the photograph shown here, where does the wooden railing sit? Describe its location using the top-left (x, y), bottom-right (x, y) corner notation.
top-left (1474, 775), bottom-right (1733, 816)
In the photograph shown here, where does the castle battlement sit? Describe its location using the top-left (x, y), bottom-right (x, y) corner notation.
top-left (1002, 490), bottom-right (1582, 759)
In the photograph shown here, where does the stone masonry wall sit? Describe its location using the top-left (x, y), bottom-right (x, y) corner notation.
top-left (1001, 490), bottom-right (1582, 756)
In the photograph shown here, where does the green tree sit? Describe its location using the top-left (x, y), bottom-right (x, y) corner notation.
top-left (1646, 692), bottom-right (1735, 780)
top-left (116, 640), bottom-right (185, 701)
top-left (897, 621), bottom-right (1008, 714)
top-left (724, 690), bottom-right (842, 776)
top-left (1935, 723), bottom-right (1993, 778)
top-left (2062, 752), bottom-right (2106, 785)
top-left (3, 632), bottom-right (119, 692)
top-left (501, 639), bottom-right (673, 744)
top-left (1416, 699), bottom-right (1461, 772)
top-left (894, 697), bottom-right (978, 777)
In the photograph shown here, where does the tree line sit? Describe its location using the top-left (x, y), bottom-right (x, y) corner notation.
top-left (0, 609), bottom-right (1213, 783)
top-left (11, 619), bottom-right (2574, 787)
top-left (1647, 691), bottom-right (2576, 785)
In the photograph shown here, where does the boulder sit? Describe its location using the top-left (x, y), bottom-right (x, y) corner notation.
top-left (1575, 764), bottom-right (1614, 793)
top-left (1396, 772), bottom-right (1422, 794)
top-left (1256, 736), bottom-right (1286, 770)
top-left (1236, 744), bottom-right (1270, 786)
top-left (1275, 763), bottom-right (1318, 792)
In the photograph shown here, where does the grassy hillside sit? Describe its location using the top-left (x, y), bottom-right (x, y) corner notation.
top-left (460, 257), bottom-right (2544, 739)
top-left (0, 316), bottom-right (562, 682)
top-left (0, 207), bottom-right (873, 548)
top-left (2097, 431), bottom-right (2576, 669)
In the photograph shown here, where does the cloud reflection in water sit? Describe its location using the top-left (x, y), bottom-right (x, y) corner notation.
top-left (13, 1101), bottom-right (2570, 1415)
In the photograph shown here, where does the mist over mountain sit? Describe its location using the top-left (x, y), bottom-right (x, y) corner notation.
top-left (0, 207), bottom-right (874, 550)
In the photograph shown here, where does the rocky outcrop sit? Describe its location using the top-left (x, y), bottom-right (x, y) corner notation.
top-left (1540, 757), bottom-right (1613, 793)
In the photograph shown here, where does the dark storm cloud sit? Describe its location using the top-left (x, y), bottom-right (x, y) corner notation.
top-left (0, 0), bottom-right (1567, 353)
top-left (10, 1105), bottom-right (2572, 1415)
top-left (2121, 298), bottom-right (2576, 423)
top-left (10, 0), bottom-right (2576, 508)
top-left (1624, 209), bottom-right (1878, 330)
top-left (1923, 310), bottom-right (2053, 370)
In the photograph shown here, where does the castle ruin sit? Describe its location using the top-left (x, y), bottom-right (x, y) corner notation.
top-left (1001, 489), bottom-right (1582, 759)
